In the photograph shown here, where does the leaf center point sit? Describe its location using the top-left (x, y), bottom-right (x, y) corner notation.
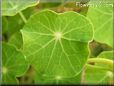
top-left (2, 67), bottom-right (8, 74)
top-left (54, 32), bottom-right (62, 40)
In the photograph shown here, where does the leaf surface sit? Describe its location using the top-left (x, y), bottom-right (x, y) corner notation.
top-left (2, 0), bottom-right (39, 16)
top-left (85, 51), bottom-right (114, 84)
top-left (2, 43), bottom-right (28, 84)
top-left (9, 32), bottom-right (23, 49)
top-left (87, 0), bottom-right (113, 47)
top-left (21, 10), bottom-right (93, 84)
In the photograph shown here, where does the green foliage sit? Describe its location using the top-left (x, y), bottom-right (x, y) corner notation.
top-left (9, 32), bottom-right (23, 49)
top-left (2, 15), bottom-right (24, 42)
top-left (1, 0), bottom-right (113, 85)
top-left (84, 51), bottom-right (114, 84)
top-left (98, 51), bottom-right (113, 60)
top-left (84, 67), bottom-right (113, 84)
top-left (21, 10), bottom-right (93, 84)
top-left (2, 0), bottom-right (39, 16)
top-left (2, 43), bottom-right (28, 84)
top-left (87, 1), bottom-right (113, 48)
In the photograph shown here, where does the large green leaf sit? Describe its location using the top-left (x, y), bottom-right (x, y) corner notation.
top-left (87, 1), bottom-right (113, 47)
top-left (2, 43), bottom-right (28, 84)
top-left (21, 10), bottom-right (93, 84)
top-left (2, 0), bottom-right (39, 16)
top-left (96, 51), bottom-right (113, 72)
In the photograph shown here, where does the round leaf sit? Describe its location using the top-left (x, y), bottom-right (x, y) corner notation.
top-left (98, 51), bottom-right (113, 60)
top-left (87, 1), bottom-right (113, 47)
top-left (21, 10), bottom-right (93, 84)
top-left (2, 43), bottom-right (28, 84)
top-left (9, 32), bottom-right (23, 49)
top-left (84, 51), bottom-right (114, 84)
top-left (2, 0), bottom-right (39, 16)
top-left (84, 67), bottom-right (113, 84)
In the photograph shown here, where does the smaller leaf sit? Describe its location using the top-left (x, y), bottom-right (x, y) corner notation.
top-left (97, 51), bottom-right (113, 60)
top-left (2, 0), bottom-right (39, 16)
top-left (9, 31), bottom-right (23, 49)
top-left (2, 43), bottom-right (28, 84)
top-left (87, 0), bottom-right (113, 47)
top-left (2, 14), bottom-right (24, 41)
top-left (84, 67), bottom-right (113, 84)
top-left (84, 51), bottom-right (114, 84)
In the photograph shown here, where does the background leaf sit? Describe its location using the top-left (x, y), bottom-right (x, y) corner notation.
top-left (84, 67), bottom-right (113, 84)
top-left (84, 51), bottom-right (114, 84)
top-left (8, 32), bottom-right (23, 49)
top-left (2, 15), bottom-right (24, 41)
top-left (2, 0), bottom-right (39, 16)
top-left (87, 0), bottom-right (113, 47)
top-left (2, 17), bottom-right (8, 35)
top-left (97, 51), bottom-right (113, 60)
top-left (2, 43), bottom-right (28, 84)
top-left (21, 10), bottom-right (93, 84)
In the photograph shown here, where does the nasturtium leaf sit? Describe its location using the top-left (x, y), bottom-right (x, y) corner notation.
top-left (97, 51), bottom-right (113, 60)
top-left (2, 17), bottom-right (8, 35)
top-left (21, 10), bottom-right (93, 84)
top-left (84, 67), bottom-right (113, 84)
top-left (34, 70), bottom-right (82, 84)
top-left (2, 43), bottom-right (28, 84)
top-left (9, 32), bottom-right (23, 49)
top-left (87, 51), bottom-right (113, 72)
top-left (2, 6), bottom-right (38, 41)
top-left (2, 0), bottom-right (39, 16)
top-left (94, 51), bottom-right (113, 72)
top-left (84, 51), bottom-right (114, 84)
top-left (87, 0), bottom-right (113, 47)
top-left (2, 14), bottom-right (24, 41)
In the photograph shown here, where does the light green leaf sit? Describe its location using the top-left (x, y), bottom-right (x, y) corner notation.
top-left (2, 43), bottom-right (28, 84)
top-left (84, 67), bottom-right (113, 84)
top-left (21, 10), bottom-right (93, 84)
top-left (87, 1), bottom-right (113, 47)
top-left (2, 0), bottom-right (39, 16)
top-left (34, 70), bottom-right (82, 84)
top-left (9, 32), bottom-right (23, 49)
top-left (84, 51), bottom-right (114, 84)
top-left (97, 51), bottom-right (113, 60)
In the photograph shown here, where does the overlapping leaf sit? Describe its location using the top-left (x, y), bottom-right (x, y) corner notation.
top-left (9, 32), bottom-right (23, 49)
top-left (2, 0), bottom-right (39, 16)
top-left (21, 10), bottom-right (93, 84)
top-left (87, 0), bottom-right (113, 47)
top-left (2, 43), bottom-right (28, 84)
top-left (84, 51), bottom-right (114, 84)
top-left (2, 15), bottom-right (24, 40)
top-left (84, 67), bottom-right (113, 84)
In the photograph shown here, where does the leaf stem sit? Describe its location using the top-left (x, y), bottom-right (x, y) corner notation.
top-left (19, 11), bottom-right (27, 23)
top-left (87, 58), bottom-right (113, 71)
